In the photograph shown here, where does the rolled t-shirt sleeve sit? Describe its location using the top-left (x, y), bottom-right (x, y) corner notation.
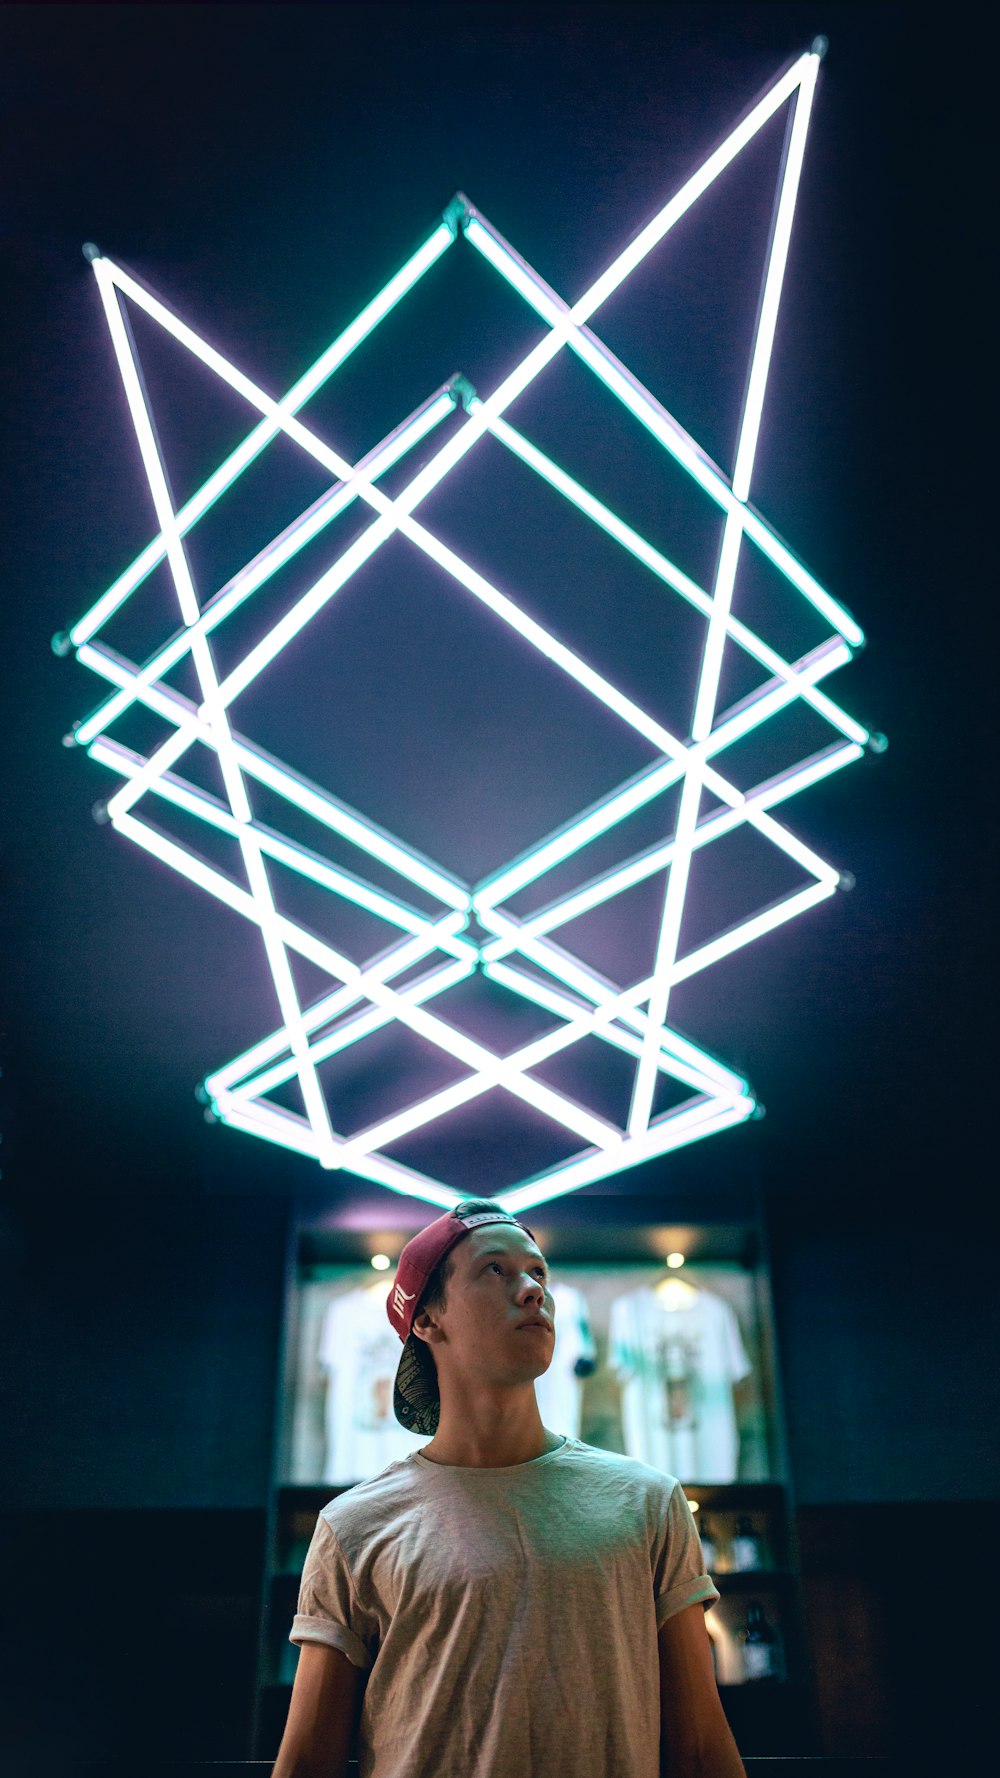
top-left (290, 1514), bottom-right (378, 1670)
top-left (652, 1481), bottom-right (720, 1628)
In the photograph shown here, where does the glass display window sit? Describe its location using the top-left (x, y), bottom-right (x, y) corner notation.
top-left (281, 1249), bottom-right (777, 1487)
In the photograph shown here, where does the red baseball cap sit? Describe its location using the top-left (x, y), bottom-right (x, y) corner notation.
top-left (388, 1202), bottom-right (536, 1435)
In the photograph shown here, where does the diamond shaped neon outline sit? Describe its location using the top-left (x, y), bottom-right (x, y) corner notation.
top-left (57, 43), bottom-right (881, 1214)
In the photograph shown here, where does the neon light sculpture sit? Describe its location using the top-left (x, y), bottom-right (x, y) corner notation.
top-left (56, 43), bottom-right (881, 1213)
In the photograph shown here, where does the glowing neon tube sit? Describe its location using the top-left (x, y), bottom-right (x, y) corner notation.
top-left (205, 919), bottom-right (471, 1095)
top-left (483, 960), bottom-right (744, 1104)
top-left (80, 640), bottom-right (470, 909)
top-left (628, 65), bottom-right (822, 1137)
top-left (498, 1093), bottom-right (755, 1215)
top-left (477, 741), bottom-right (862, 952)
top-left (94, 252), bottom-right (341, 1164)
top-left (72, 386), bottom-right (456, 747)
top-left (69, 223), bottom-right (454, 646)
top-left (89, 735), bottom-right (471, 941)
top-left (228, 959), bottom-right (472, 1104)
top-left (465, 182), bottom-right (864, 649)
top-left (481, 408), bottom-right (867, 745)
top-left (475, 638), bottom-right (854, 915)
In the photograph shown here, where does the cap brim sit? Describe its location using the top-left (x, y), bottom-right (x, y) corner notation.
top-left (393, 1331), bottom-right (440, 1436)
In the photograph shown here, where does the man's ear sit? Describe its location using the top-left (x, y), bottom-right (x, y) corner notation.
top-left (412, 1307), bottom-right (443, 1347)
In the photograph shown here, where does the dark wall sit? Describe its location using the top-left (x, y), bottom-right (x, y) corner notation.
top-left (767, 1210), bottom-right (1000, 1505)
top-left (0, 1191), bottom-right (289, 1512)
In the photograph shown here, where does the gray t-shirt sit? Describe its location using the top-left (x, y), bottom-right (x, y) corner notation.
top-left (291, 1434), bottom-right (719, 1778)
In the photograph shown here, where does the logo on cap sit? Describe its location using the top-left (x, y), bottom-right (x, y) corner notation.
top-left (391, 1281), bottom-right (417, 1320)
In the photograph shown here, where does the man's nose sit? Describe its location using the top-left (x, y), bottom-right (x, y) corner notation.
top-left (516, 1273), bottom-right (546, 1304)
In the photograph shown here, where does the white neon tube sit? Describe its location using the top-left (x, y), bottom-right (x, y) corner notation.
top-left (672, 880), bottom-right (834, 982)
top-left (627, 770), bottom-right (703, 1135)
top-left (484, 959), bottom-right (743, 1104)
top-left (482, 408), bottom-right (867, 745)
top-left (465, 150), bottom-right (865, 652)
top-left (474, 639), bottom-right (850, 916)
top-left (73, 386), bottom-right (456, 748)
top-left (112, 803), bottom-right (537, 1145)
top-left (498, 1093), bottom-right (755, 1215)
top-left (205, 919), bottom-right (470, 1094)
top-left (733, 60), bottom-right (818, 501)
top-left (159, 61), bottom-right (823, 712)
top-left (70, 223), bottom-right (454, 646)
top-left (475, 759), bottom-right (681, 911)
top-left (81, 370), bottom-right (843, 917)
top-left (694, 63), bottom-right (819, 745)
top-left (628, 71), bottom-right (821, 1137)
top-left (89, 735), bottom-right (470, 942)
top-left (477, 904), bottom-right (748, 1096)
top-left (134, 754), bottom-right (629, 1153)
top-left (80, 640), bottom-right (470, 909)
top-left (211, 1092), bottom-right (322, 1161)
top-left (63, 44), bottom-right (875, 1210)
top-left (476, 866), bottom-right (840, 1088)
top-left (228, 959), bottom-right (472, 1103)
top-left (477, 740), bottom-right (862, 953)
top-left (95, 259), bottom-right (341, 1166)
top-left (622, 62), bottom-right (832, 1130)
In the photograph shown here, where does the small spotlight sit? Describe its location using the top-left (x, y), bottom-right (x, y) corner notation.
top-left (666, 1251), bottom-right (686, 1269)
top-left (686, 1497), bottom-right (700, 1512)
top-left (370, 1253), bottom-right (391, 1271)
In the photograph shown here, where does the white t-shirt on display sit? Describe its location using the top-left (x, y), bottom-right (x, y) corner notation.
top-left (609, 1282), bottom-right (751, 1483)
top-left (318, 1283), bottom-right (428, 1484)
top-left (533, 1281), bottom-right (596, 1436)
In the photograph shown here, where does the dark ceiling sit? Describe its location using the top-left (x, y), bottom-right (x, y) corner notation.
top-left (2, 3), bottom-right (980, 1227)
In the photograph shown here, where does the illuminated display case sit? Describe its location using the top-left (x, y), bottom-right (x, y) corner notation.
top-left (253, 1205), bottom-right (818, 1759)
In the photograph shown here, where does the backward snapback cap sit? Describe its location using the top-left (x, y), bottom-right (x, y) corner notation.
top-left (387, 1205), bottom-right (536, 1436)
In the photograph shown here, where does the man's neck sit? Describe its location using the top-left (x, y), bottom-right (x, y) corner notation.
top-left (418, 1422), bottom-right (565, 1465)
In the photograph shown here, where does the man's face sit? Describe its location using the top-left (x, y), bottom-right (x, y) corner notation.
top-left (415, 1222), bottom-right (556, 1389)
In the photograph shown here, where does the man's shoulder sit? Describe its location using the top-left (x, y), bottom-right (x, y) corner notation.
top-left (318, 1455), bottom-right (424, 1541)
top-left (556, 1437), bottom-right (682, 1498)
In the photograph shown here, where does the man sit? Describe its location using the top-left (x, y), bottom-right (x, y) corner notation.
top-left (274, 1198), bottom-right (746, 1778)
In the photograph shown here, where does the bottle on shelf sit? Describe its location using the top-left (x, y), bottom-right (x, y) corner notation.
top-left (729, 1514), bottom-right (763, 1571)
top-left (737, 1600), bottom-right (784, 1682)
top-left (698, 1513), bottom-right (719, 1573)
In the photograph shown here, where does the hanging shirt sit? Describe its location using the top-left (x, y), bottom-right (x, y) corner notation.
top-left (609, 1284), bottom-right (751, 1483)
top-left (291, 1435), bottom-right (717, 1778)
top-left (318, 1287), bottom-right (428, 1484)
top-left (533, 1281), bottom-right (597, 1436)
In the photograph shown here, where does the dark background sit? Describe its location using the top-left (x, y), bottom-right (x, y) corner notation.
top-left (1, 3), bottom-right (990, 1771)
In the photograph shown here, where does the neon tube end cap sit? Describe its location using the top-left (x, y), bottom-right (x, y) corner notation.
top-left (448, 372), bottom-right (478, 411)
top-left (442, 193), bottom-right (473, 236)
top-left (82, 241), bottom-right (102, 262)
top-left (810, 35), bottom-right (829, 60)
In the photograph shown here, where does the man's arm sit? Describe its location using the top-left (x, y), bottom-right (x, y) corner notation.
top-left (658, 1604), bottom-right (746, 1778)
top-left (271, 1641), bottom-right (364, 1778)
